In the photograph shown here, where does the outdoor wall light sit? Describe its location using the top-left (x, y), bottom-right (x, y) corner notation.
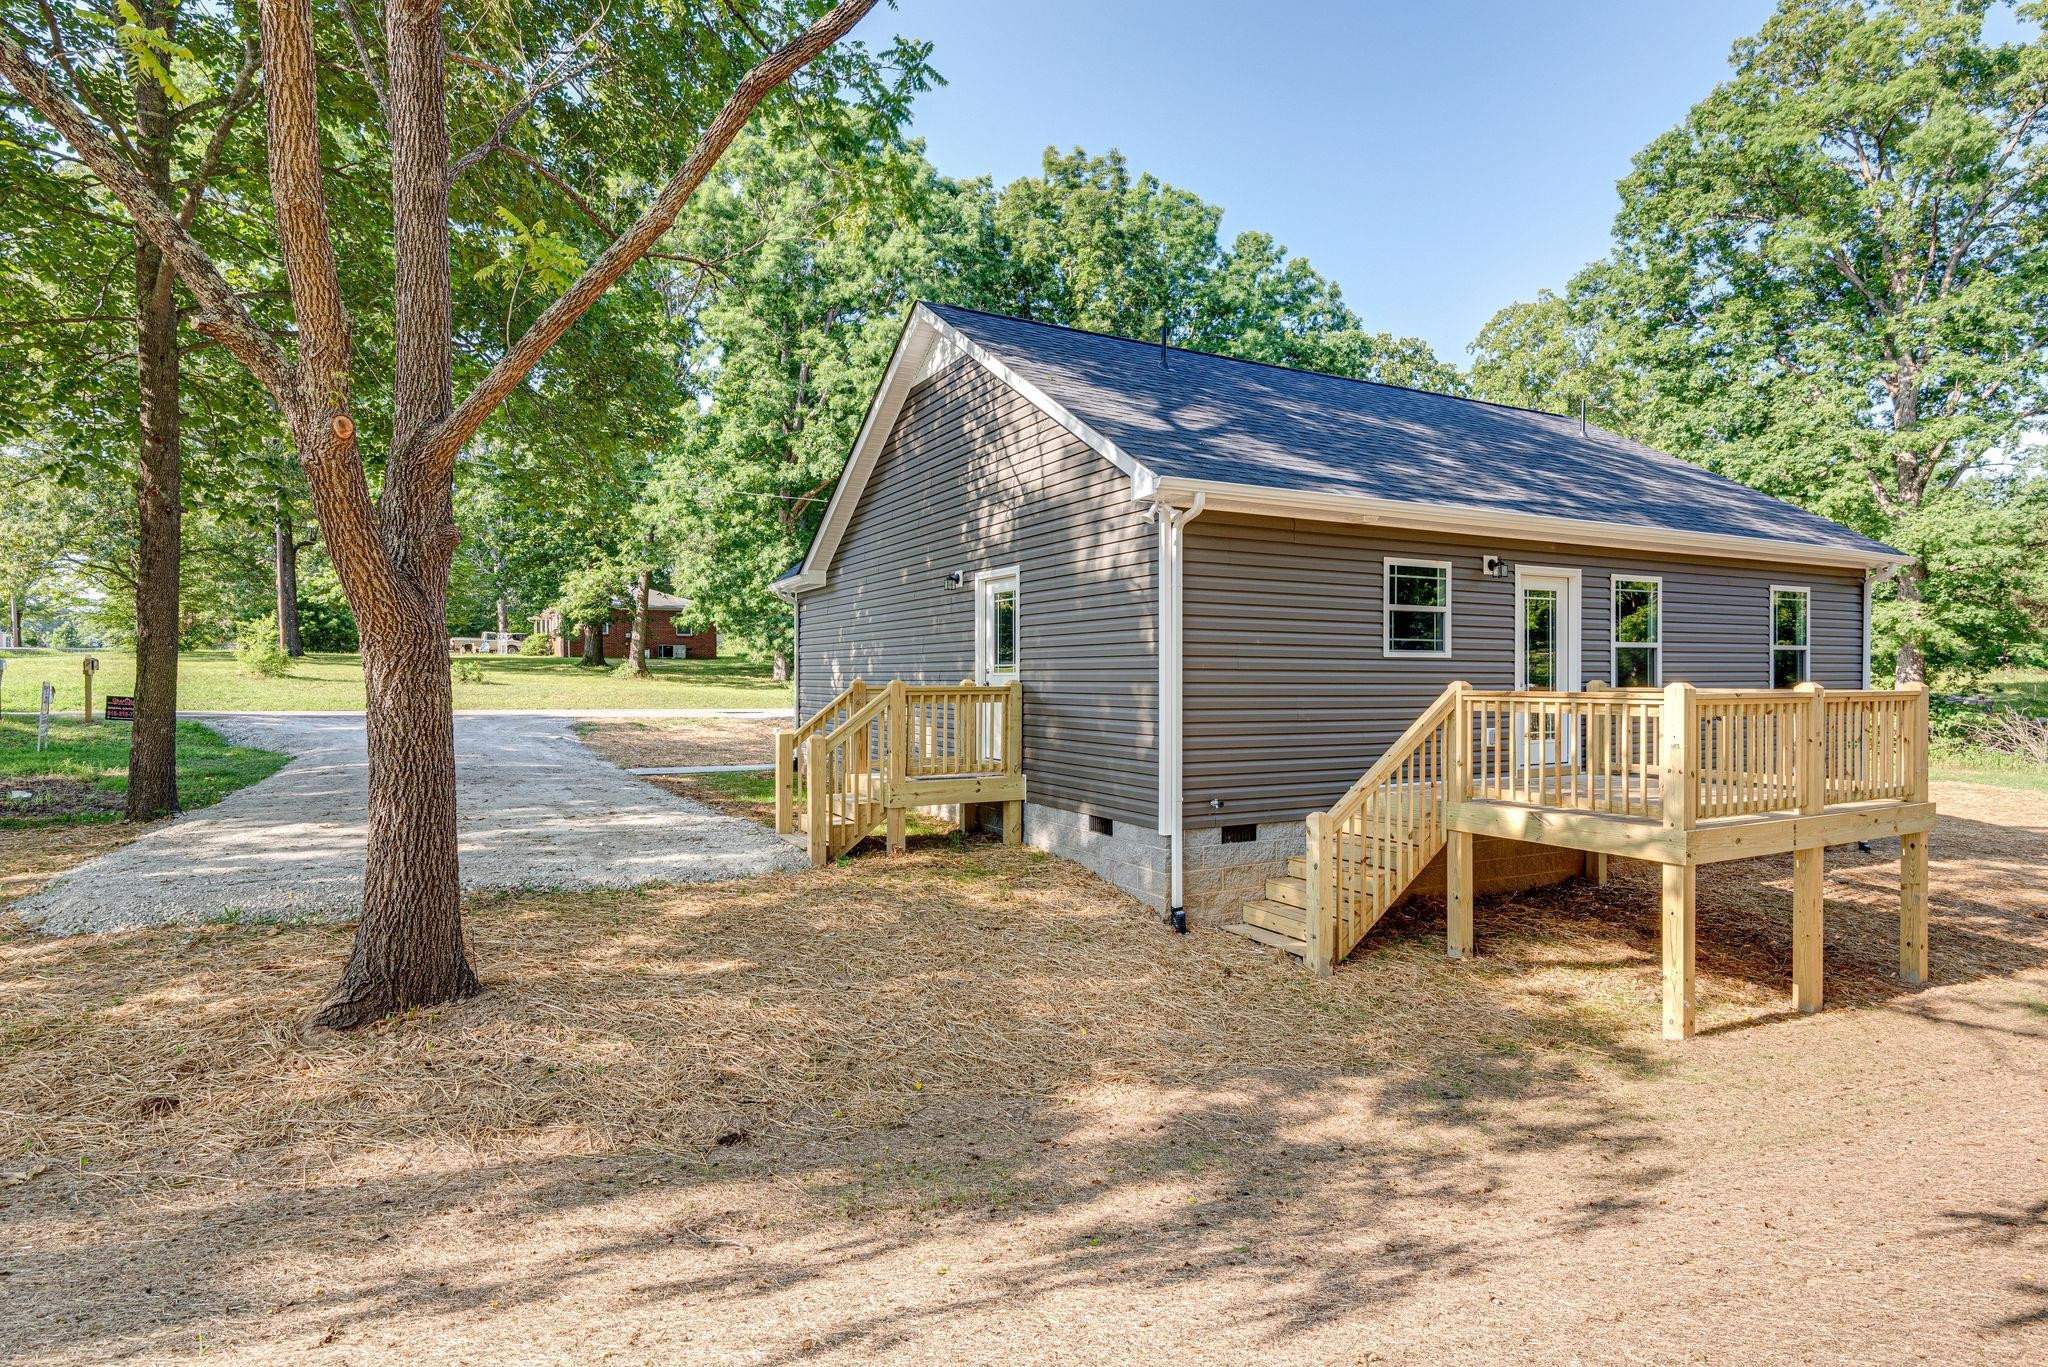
top-left (1483, 555), bottom-right (1512, 578)
top-left (946, 570), bottom-right (966, 588)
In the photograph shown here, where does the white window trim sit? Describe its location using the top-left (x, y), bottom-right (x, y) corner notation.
top-left (1610, 574), bottom-right (1664, 688)
top-left (1512, 564), bottom-right (1583, 690)
top-left (974, 566), bottom-right (1021, 683)
top-left (1770, 584), bottom-right (1812, 686)
top-left (1382, 557), bottom-right (1454, 658)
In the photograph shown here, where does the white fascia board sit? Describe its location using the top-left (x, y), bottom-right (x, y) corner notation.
top-left (783, 304), bottom-right (1159, 595)
top-left (1149, 476), bottom-right (1910, 573)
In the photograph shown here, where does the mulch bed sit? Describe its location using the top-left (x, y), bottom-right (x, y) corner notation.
top-left (0, 777), bottom-right (122, 824)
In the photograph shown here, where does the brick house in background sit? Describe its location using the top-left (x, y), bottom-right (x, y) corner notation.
top-left (532, 588), bottom-right (718, 660)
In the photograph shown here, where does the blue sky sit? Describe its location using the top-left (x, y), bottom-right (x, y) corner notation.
top-left (857, 0), bottom-right (1782, 363)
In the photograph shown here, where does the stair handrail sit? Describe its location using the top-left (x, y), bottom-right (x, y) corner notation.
top-left (802, 687), bottom-right (894, 863)
top-left (1303, 681), bottom-right (1466, 974)
top-left (776, 678), bottom-right (865, 835)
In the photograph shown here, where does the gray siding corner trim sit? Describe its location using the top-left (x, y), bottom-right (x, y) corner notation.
top-left (1181, 512), bottom-right (1869, 829)
top-left (797, 358), bottom-right (1160, 827)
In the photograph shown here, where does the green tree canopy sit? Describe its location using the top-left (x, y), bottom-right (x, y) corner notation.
top-left (1583, 0), bottom-right (2048, 679)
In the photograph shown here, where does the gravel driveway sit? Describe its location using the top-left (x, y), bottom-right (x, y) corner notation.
top-left (16, 712), bottom-right (805, 935)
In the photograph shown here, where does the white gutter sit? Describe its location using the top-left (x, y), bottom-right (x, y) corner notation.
top-left (1148, 476), bottom-right (1909, 572)
top-left (1155, 491), bottom-right (1206, 933)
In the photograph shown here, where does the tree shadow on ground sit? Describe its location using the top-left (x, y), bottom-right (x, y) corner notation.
top-left (3, 795), bottom-right (2045, 1361)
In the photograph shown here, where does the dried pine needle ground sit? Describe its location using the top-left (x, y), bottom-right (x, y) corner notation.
top-left (3, 780), bottom-right (2046, 1363)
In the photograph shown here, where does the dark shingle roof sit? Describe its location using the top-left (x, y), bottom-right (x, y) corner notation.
top-left (923, 304), bottom-right (1897, 560)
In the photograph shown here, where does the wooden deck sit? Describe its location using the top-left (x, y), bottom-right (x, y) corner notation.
top-left (1229, 681), bottom-right (1933, 1040)
top-left (774, 679), bottom-right (1026, 863)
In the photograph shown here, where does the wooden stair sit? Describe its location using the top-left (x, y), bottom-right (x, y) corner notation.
top-left (776, 678), bottom-right (1026, 865)
top-left (1222, 687), bottom-right (1459, 971)
top-left (1221, 843), bottom-right (1406, 957)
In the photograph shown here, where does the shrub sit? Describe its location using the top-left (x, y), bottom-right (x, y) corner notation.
top-left (233, 614), bottom-right (292, 678)
top-left (517, 631), bottom-right (551, 657)
top-left (297, 595), bottom-right (359, 652)
top-left (452, 658), bottom-right (488, 686)
top-left (1972, 709), bottom-right (2048, 767)
top-left (1927, 697), bottom-right (1984, 750)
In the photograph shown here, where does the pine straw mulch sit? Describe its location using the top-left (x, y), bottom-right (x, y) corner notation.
top-left (3, 782), bottom-right (2047, 1363)
top-left (0, 820), bottom-right (145, 911)
top-left (574, 715), bottom-right (785, 770)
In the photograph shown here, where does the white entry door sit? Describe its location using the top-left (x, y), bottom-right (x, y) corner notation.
top-left (1516, 569), bottom-right (1581, 769)
top-left (974, 568), bottom-right (1019, 686)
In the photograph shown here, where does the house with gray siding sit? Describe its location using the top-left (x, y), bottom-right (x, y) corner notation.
top-left (778, 303), bottom-right (1907, 936)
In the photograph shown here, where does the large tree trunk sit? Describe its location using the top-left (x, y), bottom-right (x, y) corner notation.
top-left (772, 649), bottom-right (788, 683)
top-left (1893, 561), bottom-right (1927, 685)
top-left (626, 569), bottom-right (652, 677)
top-left (7, 591), bottom-right (20, 646)
top-left (494, 596), bottom-right (507, 637)
top-left (310, 611), bottom-right (478, 1026)
top-left (309, 0), bottom-right (475, 1029)
top-left (581, 618), bottom-right (606, 666)
top-left (275, 509), bottom-right (303, 656)
top-left (126, 37), bottom-right (181, 822)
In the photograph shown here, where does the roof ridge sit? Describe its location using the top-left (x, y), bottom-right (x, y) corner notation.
top-left (919, 300), bottom-right (1617, 435)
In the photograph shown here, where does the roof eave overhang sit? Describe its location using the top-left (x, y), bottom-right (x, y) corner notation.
top-left (1147, 476), bottom-right (1910, 572)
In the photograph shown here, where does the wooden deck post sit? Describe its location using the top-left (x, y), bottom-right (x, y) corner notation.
top-left (1659, 681), bottom-right (1696, 832)
top-left (1661, 863), bottom-right (1696, 1040)
top-left (885, 681), bottom-right (908, 855)
top-left (1900, 832), bottom-right (1929, 986)
top-left (1900, 682), bottom-right (1931, 986)
top-left (1444, 681), bottom-right (1473, 960)
top-left (1659, 682), bottom-right (1697, 1039)
top-left (774, 730), bottom-right (795, 835)
top-left (804, 734), bottom-right (828, 866)
top-left (1303, 812), bottom-right (1333, 976)
top-left (1791, 682), bottom-right (1826, 1013)
top-left (1002, 679), bottom-right (1024, 846)
top-left (1791, 849), bottom-right (1823, 1013)
top-left (1446, 831), bottom-right (1474, 961)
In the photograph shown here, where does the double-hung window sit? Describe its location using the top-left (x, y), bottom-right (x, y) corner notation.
top-left (1611, 577), bottom-right (1662, 687)
top-left (1384, 559), bottom-right (1452, 656)
top-left (1771, 586), bottom-right (1810, 687)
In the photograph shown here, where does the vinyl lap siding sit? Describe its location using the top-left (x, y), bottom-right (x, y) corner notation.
top-left (1183, 513), bottom-right (1867, 827)
top-left (796, 359), bottom-right (1159, 825)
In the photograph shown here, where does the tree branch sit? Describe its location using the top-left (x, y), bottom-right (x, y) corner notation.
top-left (450, 11), bottom-right (607, 181)
top-left (152, 35), bottom-right (261, 311)
top-left (31, 0), bottom-right (140, 160)
top-left (339, 0), bottom-right (388, 120)
top-left (0, 21), bottom-right (293, 399)
top-left (427, 0), bottom-right (880, 476)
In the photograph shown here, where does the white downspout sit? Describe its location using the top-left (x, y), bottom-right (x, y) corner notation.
top-left (1862, 568), bottom-right (1875, 689)
top-left (1155, 492), bottom-right (1206, 933)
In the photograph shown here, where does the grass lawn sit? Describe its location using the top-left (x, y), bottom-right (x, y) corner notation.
top-left (0, 647), bottom-right (791, 714)
top-left (3, 782), bottom-right (2045, 1361)
top-left (1944, 664), bottom-right (2048, 711)
top-left (0, 716), bottom-right (289, 827)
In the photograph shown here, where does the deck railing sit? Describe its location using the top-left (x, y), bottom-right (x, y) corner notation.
top-left (1458, 680), bottom-right (1927, 823)
top-left (1302, 686), bottom-right (1460, 973)
top-left (776, 678), bottom-right (1023, 860)
top-left (1301, 678), bottom-right (1928, 973)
